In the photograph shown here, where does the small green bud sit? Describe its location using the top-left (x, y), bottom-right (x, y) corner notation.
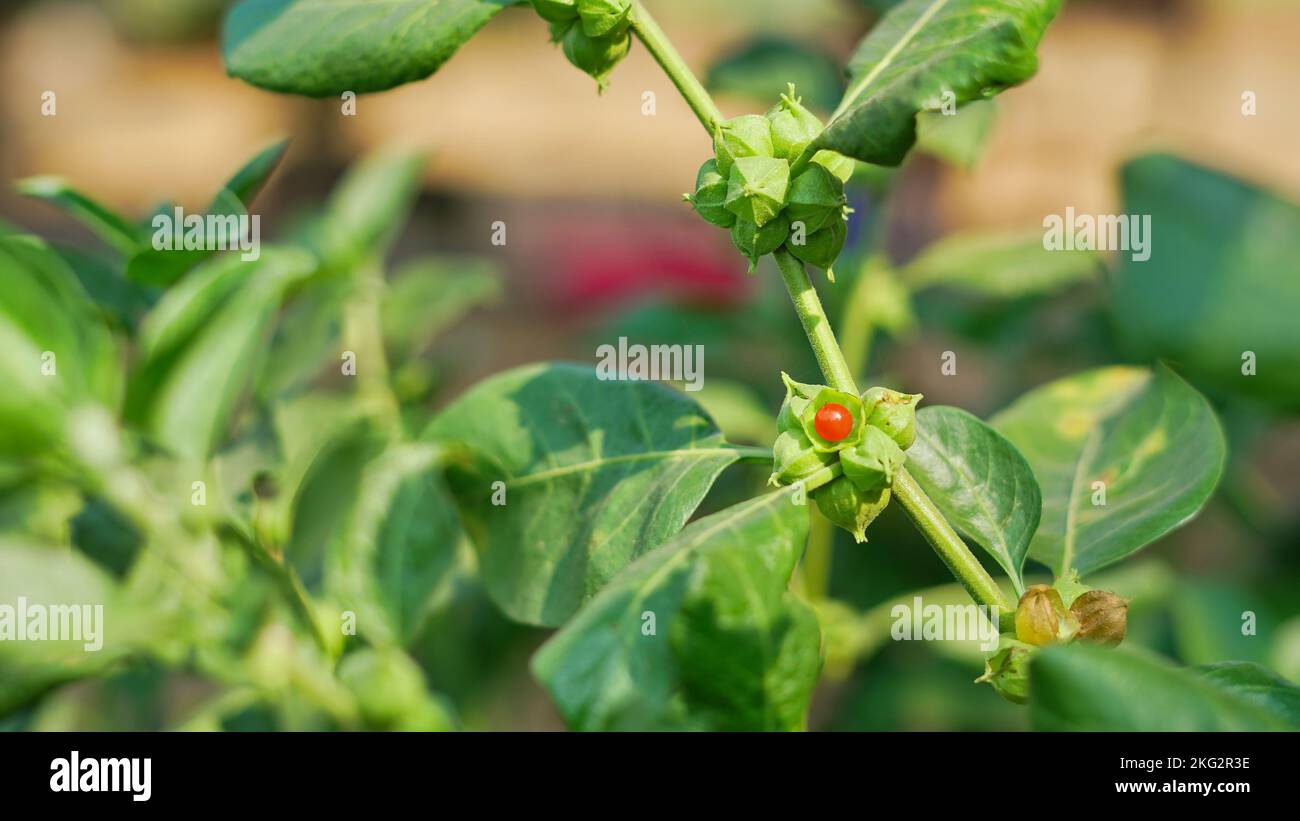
top-left (815, 477), bottom-right (891, 544)
top-left (765, 84), bottom-right (824, 161)
top-left (1015, 584), bottom-right (1071, 647)
top-left (730, 212), bottom-right (790, 272)
top-left (559, 23), bottom-right (630, 89)
top-left (713, 114), bottom-right (774, 176)
top-left (769, 429), bottom-right (837, 487)
top-left (777, 371), bottom-right (822, 432)
top-left (725, 156), bottom-right (790, 227)
top-left (812, 149), bottom-right (855, 184)
top-left (785, 164), bottom-right (846, 235)
top-left (1070, 589), bottom-right (1128, 647)
top-left (686, 159), bottom-right (735, 228)
top-left (787, 217), bottom-right (846, 274)
top-left (576, 0), bottom-right (631, 37)
top-left (975, 638), bottom-right (1034, 704)
top-left (532, 0), bottom-right (578, 23)
top-left (799, 386), bottom-right (865, 452)
top-left (840, 425), bottom-right (906, 491)
top-left (862, 386), bottom-right (923, 449)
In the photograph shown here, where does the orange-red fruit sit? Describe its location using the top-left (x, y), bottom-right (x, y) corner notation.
top-left (814, 402), bottom-right (853, 442)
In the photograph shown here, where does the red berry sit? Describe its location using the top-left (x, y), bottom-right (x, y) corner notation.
top-left (814, 402), bottom-right (853, 442)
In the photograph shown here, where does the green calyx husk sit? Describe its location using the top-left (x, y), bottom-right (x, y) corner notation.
top-left (777, 371), bottom-right (821, 432)
top-left (766, 84), bottom-right (825, 161)
top-left (862, 386), bottom-right (923, 449)
top-left (713, 114), bottom-right (774, 176)
top-left (686, 159), bottom-right (735, 228)
top-left (553, 19), bottom-right (630, 89)
top-left (812, 149), bottom-right (855, 184)
top-left (840, 425), bottom-right (906, 491)
top-left (787, 217), bottom-right (846, 276)
top-left (814, 477), bottom-right (891, 544)
top-left (799, 386), bottom-right (866, 452)
top-left (769, 429), bottom-right (837, 487)
top-left (785, 163), bottom-right (846, 235)
top-left (725, 156), bottom-right (790, 227)
top-left (576, 0), bottom-right (631, 38)
top-left (730, 213), bottom-right (790, 272)
top-left (532, 0), bottom-right (578, 23)
top-left (976, 637), bottom-right (1035, 704)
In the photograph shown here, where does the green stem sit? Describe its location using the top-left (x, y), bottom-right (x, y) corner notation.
top-left (774, 247), bottom-right (858, 394)
top-left (726, 444), bottom-right (776, 463)
top-left (893, 470), bottom-right (1016, 631)
top-left (629, 1), bottom-right (724, 133)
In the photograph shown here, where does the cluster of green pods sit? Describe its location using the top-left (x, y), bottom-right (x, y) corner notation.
top-left (533, 0), bottom-right (633, 90)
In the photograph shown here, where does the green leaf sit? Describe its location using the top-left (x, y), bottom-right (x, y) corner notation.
top-left (991, 365), bottom-right (1225, 578)
top-left (915, 98), bottom-right (996, 168)
top-left (222, 0), bottom-right (515, 97)
top-left (0, 236), bottom-right (122, 457)
top-left (1194, 661), bottom-right (1300, 727)
top-left (382, 255), bottom-right (501, 363)
top-left (907, 406), bottom-right (1041, 594)
top-left (14, 177), bottom-right (142, 256)
top-left (326, 443), bottom-right (459, 646)
top-left (1112, 153), bottom-right (1300, 409)
top-left (127, 249), bottom-right (314, 460)
top-left (902, 229), bottom-right (1100, 297)
top-left (532, 488), bottom-right (820, 731)
top-left (319, 148), bottom-right (426, 268)
top-left (424, 363), bottom-right (741, 627)
top-left (126, 140), bottom-right (289, 287)
top-left (0, 539), bottom-right (128, 714)
top-left (1031, 644), bottom-right (1296, 731)
top-left (815, 0), bottom-right (1061, 166)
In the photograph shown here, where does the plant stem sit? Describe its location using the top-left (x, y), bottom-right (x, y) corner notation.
top-left (774, 247), bottom-right (859, 394)
top-left (726, 444), bottom-right (776, 463)
top-left (893, 470), bottom-right (1016, 631)
top-left (629, 1), bottom-right (724, 133)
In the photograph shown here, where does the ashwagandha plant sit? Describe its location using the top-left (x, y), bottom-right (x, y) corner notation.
top-left (3, 0), bottom-right (1297, 732)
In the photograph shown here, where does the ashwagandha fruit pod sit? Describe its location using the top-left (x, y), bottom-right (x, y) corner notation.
top-left (975, 637), bottom-right (1034, 705)
top-left (1069, 589), bottom-right (1129, 646)
top-left (535, 0), bottom-right (632, 90)
top-left (768, 373), bottom-right (922, 542)
top-left (685, 86), bottom-right (854, 277)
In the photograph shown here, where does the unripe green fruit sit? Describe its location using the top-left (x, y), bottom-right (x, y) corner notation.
top-left (813, 149), bottom-right (855, 184)
top-left (788, 216), bottom-right (846, 274)
top-left (1015, 584), bottom-right (1070, 647)
top-left (713, 114), bottom-right (775, 176)
top-left (785, 164), bottom-right (846, 235)
top-left (559, 23), bottom-right (630, 89)
top-left (799, 386), bottom-right (865, 452)
top-left (862, 386), bottom-right (923, 449)
top-left (725, 156), bottom-right (790, 228)
top-left (766, 84), bottom-right (824, 161)
top-left (577, 0), bottom-right (631, 38)
top-left (769, 429), bottom-right (837, 487)
top-left (815, 477), bottom-right (891, 544)
top-left (730, 212), bottom-right (790, 272)
top-left (686, 159), bottom-right (735, 228)
top-left (532, 0), bottom-right (578, 23)
top-left (840, 425), bottom-right (906, 491)
top-left (1070, 589), bottom-right (1128, 647)
top-left (777, 371), bottom-right (822, 432)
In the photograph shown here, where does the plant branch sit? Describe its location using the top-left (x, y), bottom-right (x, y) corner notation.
top-left (774, 247), bottom-right (859, 394)
top-left (629, 1), bottom-right (723, 133)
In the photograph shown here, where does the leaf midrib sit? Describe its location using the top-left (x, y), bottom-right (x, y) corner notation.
top-left (833, 0), bottom-right (953, 120)
top-left (508, 446), bottom-right (735, 488)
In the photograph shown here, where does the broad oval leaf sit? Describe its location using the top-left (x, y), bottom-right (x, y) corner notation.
top-left (814, 0), bottom-right (1061, 166)
top-left (902, 229), bottom-right (1100, 297)
top-left (1031, 644), bottom-right (1296, 731)
top-left (532, 487), bottom-right (819, 731)
top-left (907, 406), bottom-right (1041, 593)
top-left (223, 0), bottom-right (515, 97)
top-left (1194, 662), bottom-right (1300, 727)
top-left (991, 365), bottom-right (1225, 578)
top-left (423, 363), bottom-right (741, 627)
top-left (1112, 153), bottom-right (1300, 409)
